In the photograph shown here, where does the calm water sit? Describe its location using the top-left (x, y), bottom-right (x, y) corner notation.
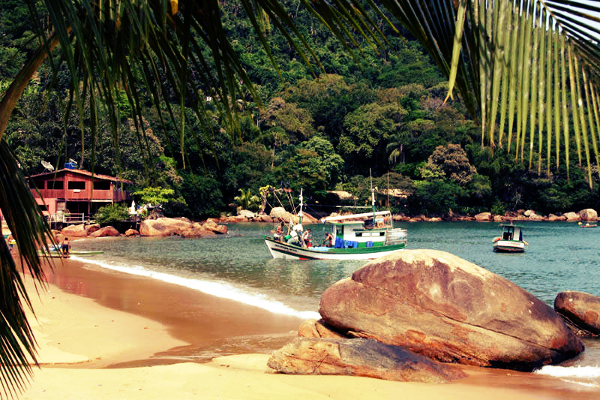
top-left (70, 221), bottom-right (600, 387)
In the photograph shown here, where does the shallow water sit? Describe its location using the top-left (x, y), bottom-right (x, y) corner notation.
top-left (70, 221), bottom-right (600, 387)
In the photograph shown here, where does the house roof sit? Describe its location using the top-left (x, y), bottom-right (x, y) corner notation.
top-left (28, 168), bottom-right (133, 184)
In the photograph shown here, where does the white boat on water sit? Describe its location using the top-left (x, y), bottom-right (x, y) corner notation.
top-left (264, 190), bottom-right (407, 260)
top-left (493, 223), bottom-right (528, 253)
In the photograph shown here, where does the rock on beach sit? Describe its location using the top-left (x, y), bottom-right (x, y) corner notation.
top-left (61, 223), bottom-right (101, 237)
top-left (267, 337), bottom-right (467, 383)
top-left (319, 249), bottom-right (584, 371)
top-left (90, 226), bottom-right (120, 238)
top-left (555, 291), bottom-right (600, 336)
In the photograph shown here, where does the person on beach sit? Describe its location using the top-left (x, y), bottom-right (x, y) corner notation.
top-left (6, 234), bottom-right (14, 251)
top-left (61, 237), bottom-right (70, 256)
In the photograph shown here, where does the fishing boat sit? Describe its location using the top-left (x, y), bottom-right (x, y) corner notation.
top-left (493, 223), bottom-right (528, 253)
top-left (578, 221), bottom-right (597, 228)
top-left (264, 189), bottom-right (407, 260)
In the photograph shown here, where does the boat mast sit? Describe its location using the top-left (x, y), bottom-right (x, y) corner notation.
top-left (370, 169), bottom-right (376, 221)
top-left (298, 188), bottom-right (304, 226)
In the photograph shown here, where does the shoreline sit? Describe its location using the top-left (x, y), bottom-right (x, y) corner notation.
top-left (28, 257), bottom-right (303, 367)
top-left (17, 257), bottom-right (600, 399)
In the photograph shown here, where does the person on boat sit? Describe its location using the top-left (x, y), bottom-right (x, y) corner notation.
top-left (287, 229), bottom-right (299, 245)
top-left (274, 222), bottom-right (284, 241)
top-left (323, 232), bottom-right (333, 247)
top-left (61, 237), bottom-right (70, 256)
top-left (302, 229), bottom-right (312, 248)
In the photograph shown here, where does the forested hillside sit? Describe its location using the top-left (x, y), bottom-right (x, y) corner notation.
top-left (1, 0), bottom-right (598, 219)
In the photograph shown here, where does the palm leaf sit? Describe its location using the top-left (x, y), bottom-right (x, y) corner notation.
top-left (378, 0), bottom-right (600, 181)
top-left (0, 141), bottom-right (55, 398)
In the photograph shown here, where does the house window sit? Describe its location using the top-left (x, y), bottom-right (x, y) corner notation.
top-left (30, 179), bottom-right (45, 189)
top-left (38, 204), bottom-right (48, 212)
top-left (48, 180), bottom-right (64, 189)
top-left (68, 181), bottom-right (86, 190)
top-left (93, 181), bottom-right (111, 190)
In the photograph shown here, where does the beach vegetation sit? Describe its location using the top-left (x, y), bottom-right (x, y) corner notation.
top-left (234, 188), bottom-right (261, 213)
top-left (93, 204), bottom-right (130, 226)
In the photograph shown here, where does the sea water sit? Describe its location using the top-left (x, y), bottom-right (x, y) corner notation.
top-left (70, 221), bottom-right (600, 388)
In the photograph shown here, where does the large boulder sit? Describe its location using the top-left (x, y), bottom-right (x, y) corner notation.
top-left (528, 213), bottom-right (544, 221)
top-left (90, 226), bottom-right (120, 238)
top-left (239, 209), bottom-right (257, 219)
top-left (124, 229), bottom-right (139, 237)
top-left (578, 209), bottom-right (598, 221)
top-left (61, 223), bottom-right (100, 237)
top-left (270, 207), bottom-right (298, 224)
top-left (298, 319), bottom-right (346, 339)
top-left (548, 214), bottom-right (566, 221)
top-left (474, 212), bottom-right (492, 221)
top-left (269, 207), bottom-right (318, 224)
top-left (180, 223), bottom-right (212, 238)
top-left (257, 214), bottom-right (274, 223)
top-left (267, 337), bottom-right (467, 383)
top-left (139, 217), bottom-right (192, 236)
top-left (203, 219), bottom-right (228, 234)
top-left (564, 212), bottom-right (580, 222)
top-left (319, 250), bottom-right (583, 371)
top-left (555, 291), bottom-right (600, 336)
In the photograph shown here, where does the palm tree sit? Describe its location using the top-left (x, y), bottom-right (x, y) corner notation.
top-left (233, 188), bottom-right (260, 213)
top-left (387, 132), bottom-right (409, 165)
top-left (0, 0), bottom-right (599, 396)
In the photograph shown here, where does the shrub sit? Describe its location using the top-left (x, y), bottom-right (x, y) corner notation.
top-left (94, 204), bottom-right (130, 226)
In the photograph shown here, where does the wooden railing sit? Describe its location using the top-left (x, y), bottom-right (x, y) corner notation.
top-left (47, 213), bottom-right (87, 225)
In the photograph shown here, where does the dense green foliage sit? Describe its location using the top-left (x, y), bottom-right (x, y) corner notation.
top-left (94, 204), bottom-right (130, 226)
top-left (2, 1), bottom-right (598, 219)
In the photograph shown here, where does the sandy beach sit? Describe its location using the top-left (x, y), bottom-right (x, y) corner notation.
top-left (15, 256), bottom-right (599, 399)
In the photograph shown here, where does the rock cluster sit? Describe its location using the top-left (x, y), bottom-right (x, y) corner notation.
top-left (268, 249), bottom-right (586, 383)
top-left (57, 217), bottom-right (228, 239)
top-left (220, 207), bottom-right (319, 224)
top-left (393, 208), bottom-right (598, 222)
top-left (219, 207), bottom-right (599, 223)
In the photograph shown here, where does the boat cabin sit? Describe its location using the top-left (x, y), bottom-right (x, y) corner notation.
top-left (323, 211), bottom-right (406, 249)
top-left (500, 224), bottom-right (523, 241)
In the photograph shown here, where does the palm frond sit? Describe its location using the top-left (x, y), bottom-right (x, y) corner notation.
top-left (380, 0), bottom-right (600, 184)
top-left (0, 140), bottom-right (55, 398)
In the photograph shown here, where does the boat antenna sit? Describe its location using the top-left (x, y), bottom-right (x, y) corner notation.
top-left (370, 169), bottom-right (376, 220)
top-left (298, 188), bottom-right (304, 226)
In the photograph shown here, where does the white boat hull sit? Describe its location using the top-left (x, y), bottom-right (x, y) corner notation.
top-left (493, 240), bottom-right (526, 253)
top-left (265, 238), bottom-right (405, 260)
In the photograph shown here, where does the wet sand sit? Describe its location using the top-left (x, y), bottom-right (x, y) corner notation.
top-left (17, 257), bottom-right (600, 399)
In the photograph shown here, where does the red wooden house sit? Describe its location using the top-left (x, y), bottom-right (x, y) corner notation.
top-left (28, 168), bottom-right (132, 222)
